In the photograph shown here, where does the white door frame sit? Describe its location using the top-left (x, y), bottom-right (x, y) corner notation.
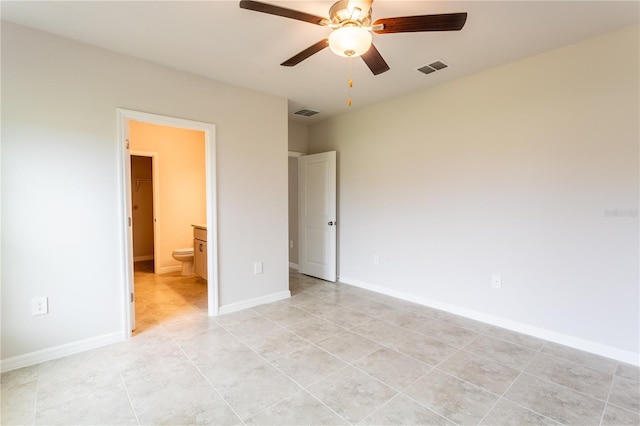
top-left (117, 108), bottom-right (218, 338)
top-left (288, 151), bottom-right (305, 270)
top-left (130, 150), bottom-right (160, 273)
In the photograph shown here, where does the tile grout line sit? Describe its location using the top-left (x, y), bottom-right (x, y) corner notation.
top-left (497, 396), bottom-right (567, 426)
top-left (31, 377), bottom-right (40, 426)
top-left (244, 285), bottom-right (453, 425)
top-left (112, 347), bottom-right (142, 426)
top-left (359, 391), bottom-right (458, 426)
top-left (424, 338), bottom-right (501, 424)
top-left (398, 378), bottom-right (462, 426)
top-left (498, 369), bottom-right (620, 425)
top-left (514, 367), bottom-right (616, 405)
top-left (523, 350), bottom-right (618, 403)
top-left (444, 330), bottom-right (615, 415)
top-left (538, 349), bottom-right (619, 376)
top-left (499, 341), bottom-right (616, 425)
top-left (294, 280), bottom-right (490, 425)
top-left (475, 334), bottom-right (553, 425)
top-left (306, 351), bottom-right (405, 424)
top-left (355, 393), bottom-right (402, 426)
top-left (347, 325), bottom-right (463, 367)
top-left (390, 337), bottom-right (478, 426)
top-left (598, 361), bottom-right (618, 426)
top-left (215, 313), bottom-right (353, 425)
top-left (171, 330), bottom-right (249, 426)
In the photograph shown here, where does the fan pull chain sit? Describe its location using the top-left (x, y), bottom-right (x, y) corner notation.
top-left (347, 57), bottom-right (353, 107)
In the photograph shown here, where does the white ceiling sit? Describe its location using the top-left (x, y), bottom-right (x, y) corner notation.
top-left (2, 1), bottom-right (638, 124)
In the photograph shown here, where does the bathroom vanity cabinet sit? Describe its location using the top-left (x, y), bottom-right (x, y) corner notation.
top-left (193, 226), bottom-right (207, 280)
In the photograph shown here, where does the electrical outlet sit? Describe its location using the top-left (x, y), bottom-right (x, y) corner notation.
top-left (254, 262), bottom-right (263, 274)
top-left (491, 274), bottom-right (502, 289)
top-left (31, 297), bottom-right (48, 315)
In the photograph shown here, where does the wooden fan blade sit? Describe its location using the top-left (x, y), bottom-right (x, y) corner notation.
top-left (373, 13), bottom-right (467, 34)
top-left (360, 44), bottom-right (390, 75)
top-left (281, 39), bottom-right (329, 67)
top-left (239, 0), bottom-right (329, 26)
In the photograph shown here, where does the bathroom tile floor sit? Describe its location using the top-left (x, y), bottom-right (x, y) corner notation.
top-left (2, 266), bottom-right (639, 425)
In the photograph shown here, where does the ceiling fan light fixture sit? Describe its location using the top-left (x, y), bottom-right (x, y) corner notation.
top-left (329, 0), bottom-right (372, 26)
top-left (328, 26), bottom-right (372, 57)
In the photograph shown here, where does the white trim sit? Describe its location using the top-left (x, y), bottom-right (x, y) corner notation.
top-left (158, 265), bottom-right (182, 274)
top-left (339, 275), bottom-right (640, 366)
top-left (1, 332), bottom-right (122, 373)
top-left (134, 255), bottom-right (154, 262)
top-left (117, 108), bottom-right (219, 342)
top-left (117, 110), bottom-right (134, 339)
top-left (218, 291), bottom-right (291, 316)
top-left (287, 154), bottom-right (301, 275)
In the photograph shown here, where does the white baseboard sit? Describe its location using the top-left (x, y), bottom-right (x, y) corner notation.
top-left (134, 255), bottom-right (154, 262)
top-left (158, 265), bottom-right (182, 274)
top-left (339, 275), bottom-right (639, 366)
top-left (1, 331), bottom-right (123, 373)
top-left (289, 262), bottom-right (299, 270)
top-left (218, 290), bottom-right (291, 316)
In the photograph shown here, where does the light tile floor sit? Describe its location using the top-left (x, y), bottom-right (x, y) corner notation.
top-left (2, 265), bottom-right (639, 425)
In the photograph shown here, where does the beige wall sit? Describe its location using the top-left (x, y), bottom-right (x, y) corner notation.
top-left (288, 122), bottom-right (308, 153)
top-left (1, 22), bottom-right (288, 363)
top-left (131, 156), bottom-right (154, 260)
top-left (309, 26), bottom-right (639, 362)
top-left (130, 122), bottom-right (206, 273)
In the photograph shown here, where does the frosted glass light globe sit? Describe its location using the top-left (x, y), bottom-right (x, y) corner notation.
top-left (328, 26), bottom-right (372, 57)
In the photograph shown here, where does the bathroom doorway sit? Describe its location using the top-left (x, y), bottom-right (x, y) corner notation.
top-left (128, 123), bottom-right (206, 332)
top-left (118, 109), bottom-right (218, 337)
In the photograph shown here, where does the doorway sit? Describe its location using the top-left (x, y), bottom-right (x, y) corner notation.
top-left (118, 109), bottom-right (218, 338)
top-left (288, 150), bottom-right (337, 282)
top-left (298, 151), bottom-right (337, 282)
top-left (130, 154), bottom-right (157, 271)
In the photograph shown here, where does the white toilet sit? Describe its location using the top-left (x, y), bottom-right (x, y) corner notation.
top-left (172, 248), bottom-right (194, 276)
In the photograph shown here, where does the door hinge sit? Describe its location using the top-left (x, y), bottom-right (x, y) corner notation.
top-left (128, 217), bottom-right (132, 227)
top-left (125, 139), bottom-right (130, 149)
top-left (130, 292), bottom-right (134, 303)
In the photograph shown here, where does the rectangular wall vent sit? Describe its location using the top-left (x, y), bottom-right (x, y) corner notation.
top-left (293, 108), bottom-right (320, 117)
top-left (418, 60), bottom-right (449, 75)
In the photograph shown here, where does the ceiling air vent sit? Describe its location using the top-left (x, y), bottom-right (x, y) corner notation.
top-left (418, 60), bottom-right (449, 75)
top-left (417, 65), bottom-right (436, 75)
top-left (429, 60), bottom-right (448, 70)
top-left (293, 108), bottom-right (320, 117)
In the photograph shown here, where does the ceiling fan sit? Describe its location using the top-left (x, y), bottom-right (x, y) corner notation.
top-left (239, 0), bottom-right (468, 75)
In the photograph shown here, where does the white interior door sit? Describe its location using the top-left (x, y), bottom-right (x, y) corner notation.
top-left (123, 120), bottom-right (136, 332)
top-left (298, 151), bottom-right (337, 282)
